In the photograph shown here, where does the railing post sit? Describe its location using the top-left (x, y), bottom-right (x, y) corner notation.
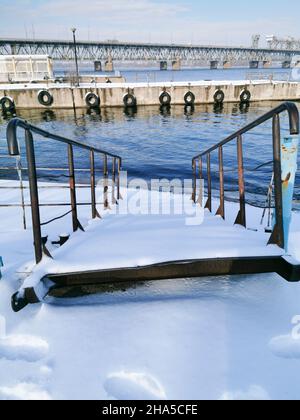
top-left (268, 114), bottom-right (284, 248)
top-left (192, 159), bottom-right (196, 203)
top-left (197, 157), bottom-right (203, 205)
top-left (117, 158), bottom-right (121, 201)
top-left (112, 157), bottom-right (117, 204)
top-left (68, 144), bottom-right (82, 232)
top-left (216, 146), bottom-right (225, 219)
top-left (235, 135), bottom-right (246, 227)
top-left (103, 155), bottom-right (109, 209)
top-left (90, 150), bottom-right (100, 219)
top-left (25, 129), bottom-right (43, 264)
top-left (205, 154), bottom-right (212, 212)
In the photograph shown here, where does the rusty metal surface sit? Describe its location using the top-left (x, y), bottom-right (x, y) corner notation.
top-left (41, 256), bottom-right (300, 296)
top-left (6, 117), bottom-right (122, 264)
top-left (192, 101), bottom-right (299, 249)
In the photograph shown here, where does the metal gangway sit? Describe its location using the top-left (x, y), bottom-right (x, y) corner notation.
top-left (3, 102), bottom-right (300, 311)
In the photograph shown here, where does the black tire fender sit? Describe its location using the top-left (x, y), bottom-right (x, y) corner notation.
top-left (0, 96), bottom-right (15, 113)
top-left (123, 93), bottom-right (137, 108)
top-left (214, 89), bottom-right (225, 104)
top-left (85, 92), bottom-right (100, 108)
top-left (159, 91), bottom-right (171, 106)
top-left (240, 89), bottom-right (251, 103)
top-left (184, 91), bottom-right (196, 105)
top-left (38, 90), bottom-right (54, 107)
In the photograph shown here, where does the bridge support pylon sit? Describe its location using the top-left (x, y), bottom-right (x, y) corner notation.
top-left (223, 61), bottom-right (232, 69)
top-left (94, 61), bottom-right (102, 72)
top-left (210, 61), bottom-right (219, 70)
top-left (282, 61), bottom-right (291, 69)
top-left (105, 59), bottom-right (114, 72)
top-left (249, 60), bottom-right (259, 69)
top-left (172, 59), bottom-right (181, 71)
top-left (263, 60), bottom-right (272, 69)
top-left (160, 61), bottom-right (168, 71)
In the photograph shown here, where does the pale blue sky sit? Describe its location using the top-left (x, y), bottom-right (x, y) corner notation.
top-left (1, 0), bottom-right (299, 46)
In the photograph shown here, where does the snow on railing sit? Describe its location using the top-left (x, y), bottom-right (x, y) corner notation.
top-left (6, 118), bottom-right (122, 264)
top-left (192, 102), bottom-right (299, 251)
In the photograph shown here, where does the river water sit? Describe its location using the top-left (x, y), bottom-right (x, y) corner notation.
top-left (0, 68), bottom-right (299, 208)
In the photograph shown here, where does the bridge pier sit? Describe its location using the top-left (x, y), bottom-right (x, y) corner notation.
top-left (105, 58), bottom-right (114, 73)
top-left (249, 60), bottom-right (259, 69)
top-left (282, 61), bottom-right (291, 69)
top-left (172, 59), bottom-right (181, 71)
top-left (94, 61), bottom-right (102, 72)
top-left (223, 61), bottom-right (232, 69)
top-left (263, 61), bottom-right (272, 69)
top-left (160, 61), bottom-right (168, 71)
top-left (210, 61), bottom-right (219, 70)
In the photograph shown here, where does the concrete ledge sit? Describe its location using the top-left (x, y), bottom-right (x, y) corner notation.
top-left (0, 80), bottom-right (300, 109)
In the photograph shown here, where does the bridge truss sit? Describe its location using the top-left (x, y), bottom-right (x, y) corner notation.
top-left (1, 39), bottom-right (300, 62)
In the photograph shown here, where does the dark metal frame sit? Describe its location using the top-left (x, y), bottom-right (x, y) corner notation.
top-left (192, 102), bottom-right (299, 249)
top-left (6, 118), bottom-right (122, 264)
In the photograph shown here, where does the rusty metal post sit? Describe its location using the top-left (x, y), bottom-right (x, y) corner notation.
top-left (197, 157), bottom-right (203, 205)
top-left (235, 135), bottom-right (246, 227)
top-left (68, 144), bottom-right (80, 231)
top-left (192, 159), bottom-right (197, 203)
top-left (103, 155), bottom-right (109, 209)
top-left (117, 158), bottom-right (121, 201)
top-left (112, 157), bottom-right (117, 204)
top-left (205, 154), bottom-right (212, 212)
top-left (25, 129), bottom-right (43, 264)
top-left (90, 150), bottom-right (100, 219)
top-left (268, 114), bottom-right (284, 248)
top-left (216, 146), bottom-right (225, 219)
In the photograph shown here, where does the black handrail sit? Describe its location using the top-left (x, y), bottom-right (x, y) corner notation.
top-left (6, 117), bottom-right (122, 264)
top-left (192, 102), bottom-right (299, 249)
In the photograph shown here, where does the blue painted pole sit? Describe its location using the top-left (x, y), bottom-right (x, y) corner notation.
top-left (281, 135), bottom-right (299, 252)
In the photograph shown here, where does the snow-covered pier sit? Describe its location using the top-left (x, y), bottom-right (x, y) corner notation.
top-left (1, 101), bottom-right (299, 311)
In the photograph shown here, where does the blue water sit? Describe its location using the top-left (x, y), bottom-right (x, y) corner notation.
top-left (56, 64), bottom-right (295, 83)
top-left (1, 101), bottom-right (299, 208)
top-left (0, 67), bottom-right (299, 207)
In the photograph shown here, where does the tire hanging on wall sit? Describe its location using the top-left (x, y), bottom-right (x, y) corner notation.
top-left (184, 91), bottom-right (196, 106)
top-left (0, 96), bottom-right (15, 113)
top-left (123, 93), bottom-right (137, 108)
top-left (38, 90), bottom-right (54, 107)
top-left (214, 89), bottom-right (225, 104)
top-left (159, 91), bottom-right (171, 106)
top-left (85, 92), bottom-right (100, 109)
top-left (240, 89), bottom-right (251, 103)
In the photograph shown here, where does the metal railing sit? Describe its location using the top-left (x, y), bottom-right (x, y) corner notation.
top-left (6, 118), bottom-right (122, 264)
top-left (192, 102), bottom-right (299, 249)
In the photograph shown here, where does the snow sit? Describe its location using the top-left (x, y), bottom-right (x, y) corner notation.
top-left (1, 180), bottom-right (300, 400)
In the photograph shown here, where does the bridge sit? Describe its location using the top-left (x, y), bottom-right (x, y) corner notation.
top-left (1, 38), bottom-right (300, 70)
